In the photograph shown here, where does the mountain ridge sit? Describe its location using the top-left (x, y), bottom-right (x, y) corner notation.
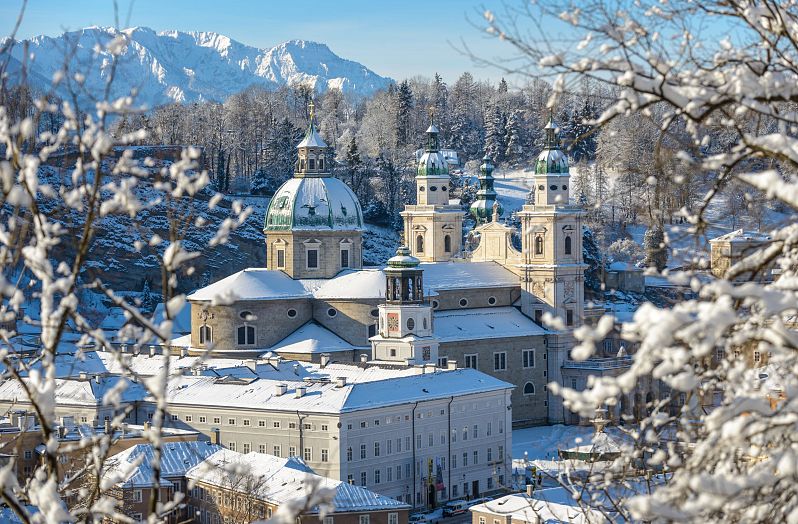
top-left (8, 26), bottom-right (392, 106)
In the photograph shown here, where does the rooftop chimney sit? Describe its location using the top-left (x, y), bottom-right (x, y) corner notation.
top-left (275, 384), bottom-right (287, 396)
top-left (120, 344), bottom-right (128, 353)
top-left (79, 372), bottom-right (88, 381)
top-left (211, 428), bottom-right (220, 445)
top-left (104, 419), bottom-right (111, 434)
top-left (143, 421), bottom-right (151, 431)
top-left (526, 484), bottom-right (534, 497)
top-left (335, 376), bottom-right (347, 388)
top-left (94, 374), bottom-right (101, 384)
top-left (405, 358), bottom-right (415, 367)
top-left (295, 385), bottom-right (307, 398)
top-left (180, 347), bottom-right (188, 358)
top-left (320, 353), bottom-right (330, 369)
top-left (359, 354), bottom-right (368, 368)
top-left (245, 359), bottom-right (257, 373)
top-left (447, 360), bottom-right (457, 371)
top-left (149, 345), bottom-right (157, 357)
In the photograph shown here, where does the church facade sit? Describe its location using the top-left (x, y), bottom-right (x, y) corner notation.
top-left (182, 108), bottom-right (632, 427)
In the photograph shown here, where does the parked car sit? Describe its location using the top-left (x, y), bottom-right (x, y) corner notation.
top-left (409, 513), bottom-right (434, 524)
top-left (442, 500), bottom-right (469, 517)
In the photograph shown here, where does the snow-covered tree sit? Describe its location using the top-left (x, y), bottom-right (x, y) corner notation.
top-left (643, 226), bottom-right (667, 271)
top-left (582, 226), bottom-right (603, 292)
top-left (482, 1), bottom-right (798, 521)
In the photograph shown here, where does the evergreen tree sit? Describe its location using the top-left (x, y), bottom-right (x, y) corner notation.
top-left (582, 226), bottom-right (603, 292)
top-left (250, 166), bottom-right (273, 195)
top-left (484, 105), bottom-right (507, 164)
top-left (344, 135), bottom-right (366, 197)
top-left (140, 280), bottom-right (155, 314)
top-left (504, 109), bottom-right (524, 165)
top-left (396, 80), bottom-right (414, 147)
top-left (643, 226), bottom-right (668, 271)
top-left (498, 77), bottom-right (509, 94)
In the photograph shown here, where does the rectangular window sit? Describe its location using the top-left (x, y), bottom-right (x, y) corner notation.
top-left (405, 436), bottom-right (411, 451)
top-left (304, 448), bottom-right (312, 461)
top-left (405, 463), bottom-right (411, 478)
top-left (387, 466), bottom-right (393, 482)
top-left (453, 485), bottom-right (459, 498)
top-left (243, 419), bottom-right (250, 426)
top-left (375, 469), bottom-right (381, 484)
top-left (463, 453), bottom-right (468, 467)
top-left (451, 454), bottom-right (457, 468)
top-left (487, 448), bottom-right (493, 462)
top-left (438, 357), bottom-right (448, 368)
top-left (321, 424), bottom-right (328, 431)
top-left (171, 414), bottom-right (178, 421)
top-left (498, 445), bottom-right (504, 461)
top-left (309, 158), bottom-right (316, 170)
top-left (374, 442), bottom-right (380, 457)
top-left (465, 354), bottom-right (478, 369)
top-left (321, 449), bottom-right (329, 462)
top-left (199, 325), bottom-right (212, 344)
top-left (199, 416), bottom-right (206, 423)
top-left (341, 248), bottom-right (350, 268)
top-left (604, 339), bottom-right (613, 353)
top-left (307, 249), bottom-right (319, 269)
top-left (360, 472), bottom-right (367, 486)
top-left (473, 450), bottom-right (479, 464)
top-left (258, 420), bottom-right (266, 427)
top-left (487, 422), bottom-right (492, 436)
top-left (416, 434), bottom-right (422, 449)
top-left (522, 349), bottom-right (535, 368)
top-left (388, 513), bottom-right (398, 524)
top-left (276, 249), bottom-right (285, 269)
top-left (274, 445), bottom-right (282, 456)
top-left (359, 516), bottom-right (370, 524)
top-left (494, 352), bottom-right (507, 371)
top-left (259, 445), bottom-right (266, 454)
top-left (754, 351), bottom-right (762, 363)
top-left (237, 325), bottom-right (255, 345)
top-left (487, 477), bottom-right (494, 489)
top-left (387, 439), bottom-right (392, 454)
top-left (228, 418), bottom-right (236, 425)
top-left (534, 309), bottom-right (543, 324)
top-left (472, 424), bottom-right (478, 438)
top-left (451, 429), bottom-right (457, 443)
top-left (361, 444), bottom-right (367, 459)
top-left (213, 417), bottom-right (221, 424)
top-left (428, 433), bottom-right (434, 447)
top-left (396, 465), bottom-right (402, 480)
top-left (289, 422), bottom-right (296, 429)
top-left (243, 443), bottom-right (251, 454)
top-left (273, 421), bottom-right (280, 428)
top-left (228, 442), bottom-right (236, 451)
top-left (397, 438), bottom-right (402, 453)
top-left (566, 309), bottom-right (574, 326)
top-left (289, 446), bottom-right (296, 457)
top-left (325, 518), bottom-right (334, 524)
top-left (463, 426), bottom-right (468, 441)
top-left (185, 415), bottom-right (192, 422)
top-left (133, 489), bottom-right (142, 503)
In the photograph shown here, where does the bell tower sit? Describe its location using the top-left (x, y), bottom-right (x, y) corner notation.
top-left (517, 113), bottom-right (586, 424)
top-left (370, 247), bottom-right (438, 365)
top-left (401, 113), bottom-right (464, 262)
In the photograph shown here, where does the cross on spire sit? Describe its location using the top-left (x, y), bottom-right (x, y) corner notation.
top-left (309, 99), bottom-right (315, 124)
top-left (428, 105), bottom-right (435, 125)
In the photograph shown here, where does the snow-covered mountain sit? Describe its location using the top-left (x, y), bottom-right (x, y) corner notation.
top-left (8, 26), bottom-right (392, 106)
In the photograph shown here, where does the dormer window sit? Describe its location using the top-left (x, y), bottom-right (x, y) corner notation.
top-left (309, 158), bottom-right (316, 170)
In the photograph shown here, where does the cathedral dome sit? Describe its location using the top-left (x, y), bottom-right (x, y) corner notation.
top-left (418, 150), bottom-right (449, 177)
top-left (264, 176), bottom-right (364, 231)
top-left (535, 147), bottom-right (569, 174)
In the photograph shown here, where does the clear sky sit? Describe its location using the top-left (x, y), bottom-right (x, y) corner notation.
top-left (0, 0), bottom-right (527, 84)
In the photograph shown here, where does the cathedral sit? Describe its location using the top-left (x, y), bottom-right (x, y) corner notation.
top-left (183, 106), bottom-right (631, 426)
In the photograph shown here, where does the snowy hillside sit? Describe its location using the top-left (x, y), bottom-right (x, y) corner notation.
top-left (8, 26), bottom-right (392, 106)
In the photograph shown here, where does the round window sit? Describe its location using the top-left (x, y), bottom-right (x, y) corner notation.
top-left (287, 309), bottom-right (297, 318)
top-left (407, 318), bottom-right (415, 330)
top-left (429, 186), bottom-right (438, 191)
top-left (488, 296), bottom-right (497, 305)
top-left (538, 185), bottom-right (545, 190)
top-left (432, 300), bottom-right (439, 309)
top-left (370, 309), bottom-right (379, 318)
top-left (562, 185), bottom-right (568, 190)
top-left (550, 185), bottom-right (557, 191)
top-left (239, 311), bottom-right (252, 320)
top-left (327, 308), bottom-right (337, 318)
top-left (419, 186), bottom-right (425, 191)
top-left (459, 298), bottom-right (468, 307)
top-left (442, 186), bottom-right (448, 191)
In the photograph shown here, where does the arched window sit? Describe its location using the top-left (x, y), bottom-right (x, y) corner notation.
top-left (564, 236), bottom-right (572, 255)
top-left (416, 235), bottom-right (424, 253)
top-left (237, 325), bottom-right (255, 345)
top-left (444, 235), bottom-right (452, 253)
top-left (534, 236), bottom-right (544, 255)
top-left (199, 325), bottom-right (212, 345)
top-left (523, 382), bottom-right (535, 395)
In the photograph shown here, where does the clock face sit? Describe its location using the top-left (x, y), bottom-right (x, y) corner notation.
top-left (387, 313), bottom-right (399, 336)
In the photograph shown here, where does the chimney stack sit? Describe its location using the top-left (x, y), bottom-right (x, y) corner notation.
top-left (526, 484), bottom-right (534, 497)
top-left (405, 358), bottom-right (415, 367)
top-left (211, 428), bottom-right (220, 445)
top-left (180, 347), bottom-right (188, 358)
top-left (359, 354), bottom-right (368, 368)
top-left (94, 374), bottom-right (101, 384)
top-left (295, 385), bottom-right (307, 398)
top-left (79, 372), bottom-right (88, 381)
top-left (320, 353), bottom-right (330, 369)
top-left (149, 345), bottom-right (157, 358)
top-left (447, 360), bottom-right (457, 371)
top-left (144, 421), bottom-right (151, 431)
top-left (245, 359), bottom-right (257, 373)
top-left (335, 376), bottom-right (347, 388)
top-left (275, 384), bottom-right (287, 396)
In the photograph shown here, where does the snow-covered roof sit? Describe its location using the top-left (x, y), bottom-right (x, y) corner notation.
top-left (607, 261), bottom-right (641, 272)
top-left (470, 489), bottom-right (603, 523)
top-left (100, 308), bottom-right (129, 331)
top-left (187, 269), bottom-right (312, 303)
top-left (297, 122), bottom-right (328, 149)
top-left (105, 441), bottom-right (223, 488)
top-left (710, 228), bottom-right (772, 243)
top-left (433, 307), bottom-right (547, 342)
top-left (0, 375), bottom-right (146, 406)
top-left (161, 367), bottom-right (511, 414)
top-left (313, 269), bottom-right (385, 299)
top-left (187, 450), bottom-right (409, 513)
top-left (420, 261), bottom-right (518, 291)
top-left (267, 321), bottom-right (362, 354)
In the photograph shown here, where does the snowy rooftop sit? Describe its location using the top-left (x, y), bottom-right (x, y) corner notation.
top-left (266, 321), bottom-right (364, 354)
top-left (0, 375), bottom-right (146, 406)
top-left (187, 450), bottom-right (409, 513)
top-left (608, 261), bottom-right (642, 272)
top-left (420, 261), bottom-right (518, 291)
top-left (162, 367), bottom-right (512, 414)
top-left (710, 228), bottom-right (772, 243)
top-left (187, 269), bottom-right (312, 302)
top-left (470, 489), bottom-right (604, 523)
top-left (312, 269), bottom-right (386, 299)
top-left (433, 307), bottom-right (547, 342)
top-left (105, 441), bottom-right (223, 488)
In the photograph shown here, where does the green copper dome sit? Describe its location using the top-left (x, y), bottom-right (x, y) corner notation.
top-left (264, 175), bottom-right (364, 231)
top-left (535, 113), bottom-right (569, 175)
top-left (470, 154), bottom-right (503, 224)
top-left (418, 122), bottom-right (449, 177)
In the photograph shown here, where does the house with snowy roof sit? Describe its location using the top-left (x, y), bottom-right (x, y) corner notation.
top-left (185, 449), bottom-right (411, 524)
top-left (709, 228), bottom-right (774, 280)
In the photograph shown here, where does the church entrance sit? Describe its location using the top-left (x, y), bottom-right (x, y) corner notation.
top-left (427, 484), bottom-right (436, 508)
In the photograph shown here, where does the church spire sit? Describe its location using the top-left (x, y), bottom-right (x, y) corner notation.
top-left (425, 108), bottom-right (441, 152)
top-left (295, 99), bottom-right (329, 178)
top-left (543, 109), bottom-right (559, 149)
top-left (469, 154), bottom-right (503, 225)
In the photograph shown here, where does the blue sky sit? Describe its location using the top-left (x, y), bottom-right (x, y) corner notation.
top-left (0, 0), bottom-right (529, 83)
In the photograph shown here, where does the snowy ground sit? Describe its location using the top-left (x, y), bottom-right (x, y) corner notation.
top-left (512, 424), bottom-right (599, 461)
